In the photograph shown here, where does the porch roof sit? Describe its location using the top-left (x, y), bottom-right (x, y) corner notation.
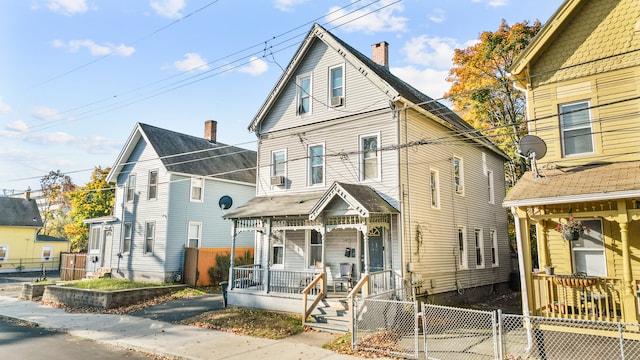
top-left (223, 191), bottom-right (326, 219)
top-left (503, 161), bottom-right (640, 207)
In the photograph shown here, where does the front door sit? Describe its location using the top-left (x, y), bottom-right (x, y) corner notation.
top-left (361, 227), bottom-right (384, 273)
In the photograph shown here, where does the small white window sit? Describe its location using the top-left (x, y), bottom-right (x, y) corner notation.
top-left (187, 222), bottom-right (202, 248)
top-left (490, 229), bottom-right (499, 267)
top-left (560, 101), bottom-right (594, 157)
top-left (571, 219), bottom-right (605, 276)
top-left (308, 144), bottom-right (324, 186)
top-left (487, 169), bottom-right (494, 204)
top-left (453, 156), bottom-right (464, 195)
top-left (272, 232), bottom-right (284, 266)
top-left (148, 170), bottom-right (158, 200)
top-left (308, 230), bottom-right (322, 268)
top-left (430, 169), bottom-right (440, 209)
top-left (475, 228), bottom-right (485, 268)
top-left (360, 134), bottom-right (380, 181)
top-left (329, 65), bottom-right (344, 107)
top-left (190, 177), bottom-right (204, 202)
top-left (126, 174), bottom-right (136, 202)
top-left (123, 222), bottom-right (132, 254)
top-left (42, 246), bottom-right (53, 261)
top-left (272, 150), bottom-right (286, 177)
top-left (89, 227), bottom-right (101, 253)
top-left (458, 226), bottom-right (467, 269)
top-left (144, 221), bottom-right (155, 254)
top-left (296, 73), bottom-right (311, 115)
top-left (0, 245), bottom-right (8, 261)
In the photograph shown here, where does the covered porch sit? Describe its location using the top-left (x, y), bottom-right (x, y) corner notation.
top-left (223, 182), bottom-right (404, 312)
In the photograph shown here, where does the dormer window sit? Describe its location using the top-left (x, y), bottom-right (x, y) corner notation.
top-left (329, 65), bottom-right (344, 107)
top-left (296, 73), bottom-right (311, 115)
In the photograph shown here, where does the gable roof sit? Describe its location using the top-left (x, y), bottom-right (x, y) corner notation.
top-left (223, 191), bottom-right (326, 219)
top-left (309, 182), bottom-right (398, 220)
top-left (0, 197), bottom-right (43, 227)
top-left (503, 161), bottom-right (640, 207)
top-left (249, 23), bottom-right (508, 160)
top-left (108, 123), bottom-right (257, 184)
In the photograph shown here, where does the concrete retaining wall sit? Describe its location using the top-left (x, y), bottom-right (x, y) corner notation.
top-left (21, 283), bottom-right (55, 300)
top-left (42, 284), bottom-right (187, 309)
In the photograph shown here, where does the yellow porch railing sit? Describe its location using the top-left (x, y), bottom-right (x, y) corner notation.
top-left (532, 274), bottom-right (628, 322)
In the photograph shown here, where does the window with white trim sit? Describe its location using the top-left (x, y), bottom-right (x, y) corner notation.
top-left (271, 231), bottom-right (284, 266)
top-left (329, 65), bottom-right (344, 107)
top-left (308, 144), bottom-right (324, 186)
top-left (475, 228), bottom-right (485, 268)
top-left (453, 156), bottom-right (464, 194)
top-left (187, 222), bottom-right (202, 248)
top-left (296, 73), bottom-right (311, 115)
top-left (490, 229), bottom-right (499, 267)
top-left (272, 150), bottom-right (286, 177)
top-left (360, 134), bottom-right (380, 181)
top-left (0, 245), bottom-right (7, 261)
top-left (458, 226), bottom-right (467, 269)
top-left (571, 219), bottom-right (605, 276)
top-left (144, 221), bottom-right (155, 254)
top-left (430, 169), bottom-right (440, 208)
top-left (148, 169), bottom-right (158, 200)
top-left (41, 246), bottom-right (52, 261)
top-left (190, 177), bottom-right (203, 202)
top-left (123, 222), bottom-right (132, 254)
top-left (560, 101), bottom-right (594, 156)
top-left (89, 227), bottom-right (100, 253)
top-left (126, 174), bottom-right (136, 202)
top-left (487, 169), bottom-right (494, 204)
top-left (308, 230), bottom-right (322, 268)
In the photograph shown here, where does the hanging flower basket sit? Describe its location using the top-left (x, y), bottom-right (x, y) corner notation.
top-left (553, 274), bottom-right (599, 287)
top-left (556, 218), bottom-right (589, 241)
top-left (563, 230), bottom-right (582, 241)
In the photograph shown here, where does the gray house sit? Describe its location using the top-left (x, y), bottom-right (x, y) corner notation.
top-left (223, 24), bottom-right (511, 312)
top-left (86, 121), bottom-right (256, 282)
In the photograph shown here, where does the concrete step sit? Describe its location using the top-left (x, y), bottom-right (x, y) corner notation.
top-left (305, 298), bottom-right (350, 333)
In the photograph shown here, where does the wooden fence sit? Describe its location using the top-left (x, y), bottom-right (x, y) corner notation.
top-left (60, 253), bottom-right (87, 281)
top-left (183, 247), bottom-right (254, 287)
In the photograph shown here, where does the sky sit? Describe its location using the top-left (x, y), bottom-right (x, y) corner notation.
top-left (0, 0), bottom-right (564, 194)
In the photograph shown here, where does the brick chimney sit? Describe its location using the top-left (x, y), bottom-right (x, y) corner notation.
top-left (204, 120), bottom-right (217, 143)
top-left (372, 41), bottom-right (389, 68)
top-left (25, 187), bottom-right (31, 200)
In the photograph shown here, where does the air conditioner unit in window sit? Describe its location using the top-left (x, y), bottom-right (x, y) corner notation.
top-left (330, 96), bottom-right (343, 107)
top-left (271, 175), bottom-right (285, 186)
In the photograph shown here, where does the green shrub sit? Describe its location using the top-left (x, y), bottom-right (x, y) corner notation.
top-left (208, 251), bottom-right (253, 285)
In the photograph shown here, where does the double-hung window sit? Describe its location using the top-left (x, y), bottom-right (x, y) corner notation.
top-left (144, 221), bottom-right (155, 254)
top-left (272, 150), bottom-right (285, 177)
top-left (560, 101), bottom-right (594, 156)
top-left (190, 177), bottom-right (203, 202)
top-left (475, 228), bottom-right (485, 268)
top-left (490, 229), bottom-right (498, 267)
top-left (89, 227), bottom-right (100, 253)
top-left (571, 219), bottom-right (605, 276)
top-left (126, 174), bottom-right (136, 202)
top-left (458, 226), bottom-right (467, 269)
top-left (308, 230), bottom-right (322, 268)
top-left (329, 65), bottom-right (344, 107)
top-left (148, 170), bottom-right (158, 200)
top-left (430, 169), bottom-right (440, 208)
top-left (453, 156), bottom-right (464, 194)
top-left (308, 144), bottom-right (324, 186)
top-left (187, 222), bottom-right (201, 248)
top-left (297, 73), bottom-right (311, 115)
top-left (360, 134), bottom-right (380, 181)
top-left (487, 169), bottom-right (494, 204)
top-left (123, 222), bottom-right (132, 254)
top-left (272, 231), bottom-right (284, 266)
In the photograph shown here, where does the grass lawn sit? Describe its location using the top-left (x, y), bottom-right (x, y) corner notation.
top-left (62, 278), bottom-right (165, 290)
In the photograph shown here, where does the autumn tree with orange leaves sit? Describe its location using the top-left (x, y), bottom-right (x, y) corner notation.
top-left (446, 19), bottom-right (541, 188)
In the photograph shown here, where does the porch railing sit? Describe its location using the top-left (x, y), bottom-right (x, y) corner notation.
top-left (231, 265), bottom-right (320, 295)
top-left (367, 269), bottom-right (403, 297)
top-left (532, 274), bottom-right (624, 322)
top-left (232, 264), bottom-right (264, 291)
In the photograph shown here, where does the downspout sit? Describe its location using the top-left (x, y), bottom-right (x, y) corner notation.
top-left (403, 106), bottom-right (413, 278)
top-left (511, 206), bottom-right (532, 352)
top-left (117, 184), bottom-right (126, 272)
top-left (395, 102), bottom-right (406, 281)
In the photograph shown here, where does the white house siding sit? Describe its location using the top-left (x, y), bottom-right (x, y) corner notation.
top-left (164, 174), bottom-right (255, 275)
top-left (108, 139), bottom-right (171, 282)
top-left (399, 108), bottom-right (510, 295)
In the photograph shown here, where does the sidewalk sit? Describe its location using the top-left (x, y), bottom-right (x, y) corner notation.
top-left (0, 285), bottom-right (364, 360)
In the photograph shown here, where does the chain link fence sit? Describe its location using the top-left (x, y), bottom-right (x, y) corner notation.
top-left (352, 288), bottom-right (420, 359)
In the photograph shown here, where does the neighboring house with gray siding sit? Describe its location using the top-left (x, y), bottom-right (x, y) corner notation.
top-left (223, 23), bottom-right (511, 312)
top-left (85, 121), bottom-right (256, 282)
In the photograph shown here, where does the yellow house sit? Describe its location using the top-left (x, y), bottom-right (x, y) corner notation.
top-left (504, 0), bottom-right (640, 323)
top-left (0, 195), bottom-right (69, 273)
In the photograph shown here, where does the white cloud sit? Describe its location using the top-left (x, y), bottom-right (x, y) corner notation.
top-left (32, 106), bottom-right (73, 121)
top-left (273, 0), bottom-right (307, 12)
top-left (46, 0), bottom-right (88, 16)
top-left (150, 0), bottom-right (185, 19)
top-left (429, 8), bottom-right (445, 23)
top-left (5, 120), bottom-right (28, 133)
top-left (237, 57), bottom-right (269, 76)
top-left (402, 35), bottom-right (459, 70)
top-left (52, 39), bottom-right (135, 57)
top-left (27, 132), bottom-right (75, 145)
top-left (78, 135), bottom-right (122, 154)
top-left (0, 97), bottom-right (11, 114)
top-left (173, 53), bottom-right (210, 72)
top-left (391, 66), bottom-right (451, 101)
top-left (325, 0), bottom-right (407, 34)
top-left (488, 0), bottom-right (509, 7)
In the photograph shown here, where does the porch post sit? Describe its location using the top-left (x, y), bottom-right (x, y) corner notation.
top-left (229, 219), bottom-right (237, 290)
top-left (363, 226), bottom-right (370, 274)
top-left (537, 220), bottom-right (549, 269)
top-left (265, 219), bottom-right (271, 294)
top-left (320, 224), bottom-right (327, 295)
top-left (619, 220), bottom-right (637, 322)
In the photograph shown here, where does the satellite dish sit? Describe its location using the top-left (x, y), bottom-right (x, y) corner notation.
top-left (519, 135), bottom-right (547, 160)
top-left (218, 195), bottom-right (233, 210)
